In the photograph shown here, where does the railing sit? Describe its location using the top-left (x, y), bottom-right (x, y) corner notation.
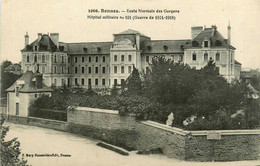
top-left (29, 108), bottom-right (67, 122)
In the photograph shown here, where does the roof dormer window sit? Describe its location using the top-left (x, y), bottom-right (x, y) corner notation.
top-left (215, 40), bottom-right (222, 46)
top-left (192, 41), bottom-right (199, 47)
top-left (163, 45), bottom-right (168, 50)
top-left (97, 47), bottom-right (101, 52)
top-left (147, 46), bottom-right (151, 51)
top-left (204, 41), bottom-right (208, 47)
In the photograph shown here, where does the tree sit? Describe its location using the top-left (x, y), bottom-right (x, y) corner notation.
top-left (125, 65), bottom-right (143, 96)
top-left (0, 114), bottom-right (28, 166)
top-left (1, 61), bottom-right (21, 97)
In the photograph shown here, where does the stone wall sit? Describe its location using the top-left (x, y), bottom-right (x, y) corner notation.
top-left (7, 107), bottom-right (260, 161)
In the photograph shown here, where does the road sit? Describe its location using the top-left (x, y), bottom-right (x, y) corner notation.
top-left (4, 122), bottom-right (260, 166)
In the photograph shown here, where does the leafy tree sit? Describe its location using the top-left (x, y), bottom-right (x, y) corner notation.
top-left (1, 61), bottom-right (21, 97)
top-left (125, 65), bottom-right (143, 96)
top-left (0, 114), bottom-right (28, 166)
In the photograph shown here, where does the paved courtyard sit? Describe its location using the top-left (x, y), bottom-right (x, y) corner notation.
top-left (4, 122), bottom-right (260, 166)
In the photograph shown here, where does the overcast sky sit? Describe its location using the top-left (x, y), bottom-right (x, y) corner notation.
top-left (1, 0), bottom-right (260, 69)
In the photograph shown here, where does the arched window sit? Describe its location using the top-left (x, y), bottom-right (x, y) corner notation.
top-left (215, 40), bottom-right (222, 46)
top-left (192, 41), bottom-right (199, 47)
top-left (147, 46), bottom-right (151, 51)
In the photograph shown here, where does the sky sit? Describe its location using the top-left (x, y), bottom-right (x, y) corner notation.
top-left (0, 0), bottom-right (260, 69)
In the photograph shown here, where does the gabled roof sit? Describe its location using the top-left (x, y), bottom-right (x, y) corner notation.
top-left (116, 29), bottom-right (149, 38)
top-left (186, 27), bottom-right (236, 49)
top-left (142, 40), bottom-right (190, 53)
top-left (67, 42), bottom-right (112, 54)
top-left (235, 60), bottom-right (242, 65)
top-left (4, 63), bottom-right (21, 72)
top-left (6, 71), bottom-right (53, 93)
top-left (21, 34), bottom-right (58, 52)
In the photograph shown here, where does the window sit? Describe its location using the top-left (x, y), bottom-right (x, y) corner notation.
top-left (179, 55), bottom-right (183, 62)
top-left (121, 55), bottom-right (124, 62)
top-left (62, 79), bottom-right (65, 85)
top-left (192, 41), bottom-right (199, 47)
top-left (163, 45), bottom-right (168, 50)
top-left (75, 67), bottom-right (78, 74)
top-left (75, 78), bottom-right (78, 85)
top-left (102, 56), bottom-right (105, 62)
top-left (81, 78), bottom-right (84, 85)
top-left (95, 78), bottom-right (98, 85)
top-left (204, 41), bottom-right (208, 47)
top-left (42, 66), bottom-right (45, 73)
top-left (147, 46), bottom-right (151, 51)
top-left (102, 79), bottom-right (105, 85)
top-left (114, 66), bottom-right (117, 73)
top-left (42, 54), bottom-right (45, 62)
top-left (35, 94), bottom-right (38, 98)
top-left (89, 56), bottom-right (91, 62)
top-left (68, 67), bottom-right (70, 74)
top-left (34, 55), bottom-right (37, 62)
top-left (97, 47), bottom-right (101, 52)
top-left (54, 55), bottom-right (57, 63)
top-left (16, 87), bottom-right (19, 97)
top-left (216, 52), bottom-right (220, 61)
top-left (75, 57), bottom-right (78, 63)
top-left (68, 78), bottom-right (70, 86)
top-left (54, 78), bottom-right (57, 85)
top-left (114, 79), bottom-right (117, 86)
top-left (54, 66), bottom-right (57, 74)
top-left (96, 56), bottom-right (98, 63)
top-left (82, 67), bottom-right (85, 74)
top-left (121, 66), bottom-right (124, 73)
top-left (128, 55), bottom-right (132, 61)
top-left (88, 79), bottom-right (91, 85)
top-left (128, 66), bottom-right (132, 74)
top-left (16, 103), bottom-right (19, 115)
top-left (146, 56), bottom-right (149, 63)
top-left (62, 55), bottom-right (64, 63)
top-left (102, 67), bottom-right (105, 74)
top-left (68, 57), bottom-right (71, 63)
top-left (62, 67), bottom-right (64, 74)
top-left (27, 55), bottom-right (30, 62)
top-left (114, 55), bottom-right (117, 62)
top-left (204, 53), bottom-right (208, 61)
top-left (88, 67), bottom-right (91, 73)
top-left (95, 67), bottom-right (98, 74)
top-left (82, 56), bottom-right (84, 62)
top-left (215, 40), bottom-right (222, 46)
top-left (192, 53), bottom-right (197, 61)
top-left (34, 46), bottom-right (37, 51)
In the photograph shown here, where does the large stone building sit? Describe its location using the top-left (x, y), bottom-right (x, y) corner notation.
top-left (20, 25), bottom-right (241, 89)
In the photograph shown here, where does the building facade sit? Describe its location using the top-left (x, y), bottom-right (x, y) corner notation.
top-left (21, 25), bottom-right (241, 89)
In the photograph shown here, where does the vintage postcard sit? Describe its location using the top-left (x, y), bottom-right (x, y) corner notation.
top-left (0, 0), bottom-right (260, 165)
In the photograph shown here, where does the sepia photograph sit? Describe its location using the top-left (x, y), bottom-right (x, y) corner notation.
top-left (0, 0), bottom-right (260, 165)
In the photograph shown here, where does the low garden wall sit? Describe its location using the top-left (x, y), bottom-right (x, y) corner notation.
top-left (7, 115), bottom-right (67, 131)
top-left (7, 107), bottom-right (260, 161)
top-left (67, 107), bottom-right (260, 161)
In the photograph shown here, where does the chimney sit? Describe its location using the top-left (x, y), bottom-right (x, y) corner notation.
top-left (38, 33), bottom-right (42, 42)
top-left (227, 21), bottom-right (231, 45)
top-left (211, 25), bottom-right (217, 36)
top-left (136, 34), bottom-right (140, 50)
top-left (35, 64), bottom-right (43, 89)
top-left (25, 32), bottom-right (29, 47)
top-left (50, 33), bottom-right (59, 49)
top-left (191, 26), bottom-right (203, 40)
